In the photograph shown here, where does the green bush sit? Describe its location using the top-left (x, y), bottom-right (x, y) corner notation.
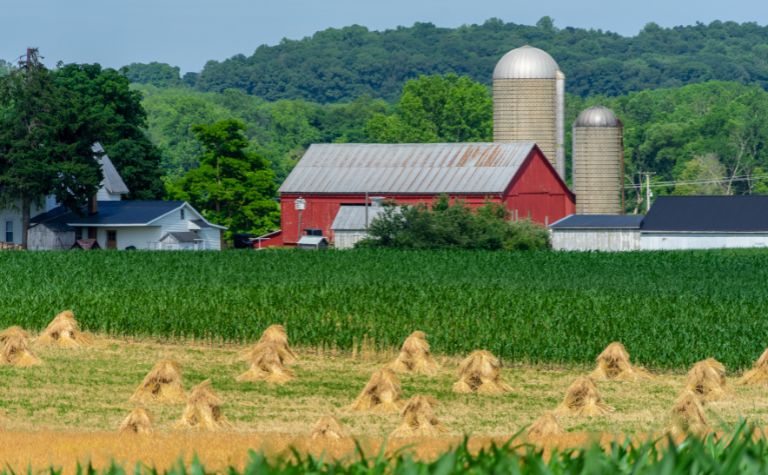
top-left (358, 195), bottom-right (550, 251)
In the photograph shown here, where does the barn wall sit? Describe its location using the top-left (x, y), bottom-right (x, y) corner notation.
top-left (641, 233), bottom-right (768, 250)
top-left (551, 229), bottom-right (640, 251)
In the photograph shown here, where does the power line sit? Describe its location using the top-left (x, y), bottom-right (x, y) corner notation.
top-left (623, 174), bottom-right (768, 189)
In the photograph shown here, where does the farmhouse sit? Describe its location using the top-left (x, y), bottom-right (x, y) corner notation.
top-left (551, 196), bottom-right (768, 251)
top-left (277, 142), bottom-right (575, 246)
top-left (1, 143), bottom-right (225, 250)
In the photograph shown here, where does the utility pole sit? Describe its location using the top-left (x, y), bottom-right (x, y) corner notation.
top-left (644, 172), bottom-right (655, 213)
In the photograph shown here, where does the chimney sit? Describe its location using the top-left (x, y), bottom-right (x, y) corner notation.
top-left (89, 195), bottom-right (98, 215)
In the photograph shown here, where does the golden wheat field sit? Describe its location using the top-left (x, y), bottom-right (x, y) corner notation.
top-left (2, 330), bottom-right (768, 471)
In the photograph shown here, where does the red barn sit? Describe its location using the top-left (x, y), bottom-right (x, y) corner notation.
top-left (277, 142), bottom-right (575, 245)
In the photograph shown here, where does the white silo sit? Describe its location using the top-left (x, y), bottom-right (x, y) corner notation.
top-left (572, 106), bottom-right (624, 214)
top-left (493, 45), bottom-right (565, 178)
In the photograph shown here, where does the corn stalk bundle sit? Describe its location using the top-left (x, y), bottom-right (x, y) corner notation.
top-left (527, 412), bottom-right (565, 439)
top-left (591, 342), bottom-right (651, 381)
top-left (390, 395), bottom-right (447, 438)
top-left (130, 360), bottom-right (186, 404)
top-left (350, 368), bottom-right (402, 412)
top-left (119, 407), bottom-right (153, 434)
top-left (311, 416), bottom-right (346, 440)
top-left (557, 376), bottom-right (614, 416)
top-left (738, 349), bottom-right (768, 386)
top-left (176, 379), bottom-right (230, 430)
top-left (236, 342), bottom-right (295, 384)
top-left (251, 324), bottom-right (297, 365)
top-left (669, 390), bottom-right (708, 436)
top-left (390, 331), bottom-right (438, 376)
top-left (453, 350), bottom-right (512, 394)
top-left (686, 358), bottom-right (726, 401)
top-left (0, 326), bottom-right (41, 367)
top-left (37, 310), bottom-right (90, 348)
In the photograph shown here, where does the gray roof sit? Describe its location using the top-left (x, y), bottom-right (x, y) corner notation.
top-left (331, 206), bottom-right (389, 231)
top-left (161, 232), bottom-right (202, 243)
top-left (297, 236), bottom-right (328, 245)
top-left (279, 142), bottom-right (537, 195)
top-left (493, 45), bottom-right (560, 79)
top-left (550, 214), bottom-right (644, 230)
top-left (574, 106), bottom-right (623, 128)
top-left (92, 143), bottom-right (130, 195)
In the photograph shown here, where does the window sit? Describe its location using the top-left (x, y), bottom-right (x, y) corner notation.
top-left (180, 208), bottom-right (185, 220)
top-left (75, 228), bottom-right (83, 240)
top-left (305, 228), bottom-right (323, 236)
top-left (5, 221), bottom-right (12, 243)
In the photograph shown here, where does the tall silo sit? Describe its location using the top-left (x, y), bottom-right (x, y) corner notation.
top-left (493, 45), bottom-right (565, 178)
top-left (572, 106), bottom-right (624, 214)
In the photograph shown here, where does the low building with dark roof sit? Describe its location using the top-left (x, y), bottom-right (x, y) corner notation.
top-left (550, 196), bottom-right (768, 252)
top-left (550, 214), bottom-right (643, 251)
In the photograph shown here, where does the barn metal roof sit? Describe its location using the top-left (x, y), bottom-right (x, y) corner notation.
top-left (642, 196), bottom-right (768, 232)
top-left (331, 205), bottom-right (390, 231)
top-left (92, 143), bottom-right (130, 195)
top-left (550, 214), bottom-right (644, 230)
top-left (279, 142), bottom-right (537, 195)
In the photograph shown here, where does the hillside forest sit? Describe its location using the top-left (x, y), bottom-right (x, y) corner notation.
top-left (3, 19), bottom-right (768, 236)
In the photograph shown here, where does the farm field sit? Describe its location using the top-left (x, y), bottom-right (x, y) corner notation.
top-left (2, 249), bottom-right (768, 369)
top-left (1, 335), bottom-right (768, 471)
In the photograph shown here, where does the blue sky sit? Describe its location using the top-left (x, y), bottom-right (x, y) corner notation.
top-left (1, 0), bottom-right (765, 72)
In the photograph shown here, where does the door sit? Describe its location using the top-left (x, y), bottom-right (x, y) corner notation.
top-left (107, 230), bottom-right (117, 250)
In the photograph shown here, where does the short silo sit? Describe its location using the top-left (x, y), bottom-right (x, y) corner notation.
top-left (572, 106), bottom-right (624, 214)
top-left (493, 45), bottom-right (565, 178)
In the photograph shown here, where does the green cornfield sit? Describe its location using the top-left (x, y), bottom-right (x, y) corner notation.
top-left (1, 249), bottom-right (767, 370)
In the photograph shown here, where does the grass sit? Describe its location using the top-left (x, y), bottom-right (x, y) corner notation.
top-left (2, 248), bottom-right (768, 369)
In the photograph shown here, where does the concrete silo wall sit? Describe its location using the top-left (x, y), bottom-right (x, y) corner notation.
top-left (573, 127), bottom-right (624, 214)
top-left (493, 79), bottom-right (559, 173)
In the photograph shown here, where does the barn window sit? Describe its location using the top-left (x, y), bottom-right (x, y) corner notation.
top-left (4, 221), bottom-right (12, 243)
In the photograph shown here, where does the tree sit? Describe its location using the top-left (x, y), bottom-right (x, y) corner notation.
top-left (673, 154), bottom-right (728, 195)
top-left (55, 63), bottom-right (164, 199)
top-left (365, 74), bottom-right (492, 143)
top-left (168, 119), bottom-right (279, 237)
top-left (0, 50), bottom-right (103, 248)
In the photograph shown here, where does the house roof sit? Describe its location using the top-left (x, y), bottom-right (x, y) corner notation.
top-left (92, 143), bottom-right (130, 195)
top-left (331, 205), bottom-right (389, 231)
top-left (550, 214), bottom-right (644, 230)
top-left (642, 196), bottom-right (768, 232)
top-left (279, 142), bottom-right (538, 195)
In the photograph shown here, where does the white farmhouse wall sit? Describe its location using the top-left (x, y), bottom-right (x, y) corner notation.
top-left (641, 233), bottom-right (768, 250)
top-left (96, 188), bottom-right (123, 201)
top-left (197, 227), bottom-right (222, 250)
top-left (1, 199), bottom-right (55, 245)
top-left (551, 229), bottom-right (641, 251)
top-left (334, 231), bottom-right (370, 249)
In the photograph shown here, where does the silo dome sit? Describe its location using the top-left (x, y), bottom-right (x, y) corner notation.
top-left (574, 106), bottom-right (623, 128)
top-left (493, 45), bottom-right (560, 79)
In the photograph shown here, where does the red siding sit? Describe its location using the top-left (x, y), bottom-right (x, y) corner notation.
top-left (279, 147), bottom-right (575, 245)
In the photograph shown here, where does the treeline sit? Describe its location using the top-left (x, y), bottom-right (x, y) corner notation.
top-left (139, 76), bottom-right (768, 212)
top-left (124, 18), bottom-right (768, 102)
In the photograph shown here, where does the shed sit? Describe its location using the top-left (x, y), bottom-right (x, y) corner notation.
top-left (278, 142), bottom-right (575, 245)
top-left (297, 235), bottom-right (329, 250)
top-left (640, 196), bottom-right (768, 250)
top-left (550, 214), bottom-right (643, 251)
top-left (158, 231), bottom-right (204, 250)
top-left (330, 205), bottom-right (389, 249)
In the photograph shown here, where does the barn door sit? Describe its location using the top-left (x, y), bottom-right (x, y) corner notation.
top-left (107, 230), bottom-right (117, 250)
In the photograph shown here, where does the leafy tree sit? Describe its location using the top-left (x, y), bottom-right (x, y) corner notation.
top-left (673, 154), bottom-right (727, 195)
top-left (121, 62), bottom-right (182, 88)
top-left (365, 74), bottom-right (492, 143)
top-left (0, 50), bottom-right (103, 248)
top-left (168, 119), bottom-right (279, 236)
top-left (359, 195), bottom-right (550, 250)
top-left (55, 63), bottom-right (164, 199)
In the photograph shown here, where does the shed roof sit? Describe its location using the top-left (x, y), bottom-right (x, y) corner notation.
top-left (92, 143), bottom-right (130, 195)
top-left (642, 196), bottom-right (768, 232)
top-left (161, 232), bottom-right (201, 243)
top-left (550, 214), bottom-right (644, 230)
top-left (297, 236), bottom-right (328, 245)
top-left (331, 206), bottom-right (389, 231)
top-left (279, 142), bottom-right (537, 195)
